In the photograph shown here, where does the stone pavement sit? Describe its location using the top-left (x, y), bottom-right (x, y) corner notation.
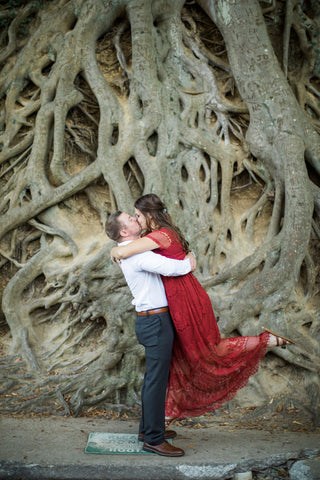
top-left (0, 414), bottom-right (319, 480)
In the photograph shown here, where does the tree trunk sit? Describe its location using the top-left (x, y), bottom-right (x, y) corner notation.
top-left (0, 0), bottom-right (319, 421)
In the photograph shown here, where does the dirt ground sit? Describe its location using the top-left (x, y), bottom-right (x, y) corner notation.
top-left (175, 404), bottom-right (319, 435)
top-left (79, 400), bottom-right (319, 435)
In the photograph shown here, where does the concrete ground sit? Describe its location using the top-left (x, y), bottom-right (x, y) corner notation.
top-left (0, 414), bottom-right (319, 480)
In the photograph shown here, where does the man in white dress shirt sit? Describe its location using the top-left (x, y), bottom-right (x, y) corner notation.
top-left (106, 211), bottom-right (195, 457)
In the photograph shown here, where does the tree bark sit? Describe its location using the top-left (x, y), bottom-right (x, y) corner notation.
top-left (0, 0), bottom-right (319, 419)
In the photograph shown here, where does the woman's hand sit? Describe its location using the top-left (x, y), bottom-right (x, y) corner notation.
top-left (111, 246), bottom-right (121, 264)
top-left (185, 252), bottom-right (196, 272)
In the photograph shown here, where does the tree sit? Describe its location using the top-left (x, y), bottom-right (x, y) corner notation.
top-left (0, 0), bottom-right (319, 419)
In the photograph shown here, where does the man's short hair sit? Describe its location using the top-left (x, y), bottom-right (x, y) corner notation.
top-left (105, 211), bottom-right (124, 242)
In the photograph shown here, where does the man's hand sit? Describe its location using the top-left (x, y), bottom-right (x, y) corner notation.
top-left (186, 252), bottom-right (196, 272)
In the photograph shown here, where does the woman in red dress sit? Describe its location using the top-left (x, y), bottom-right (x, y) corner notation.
top-left (111, 194), bottom-right (294, 420)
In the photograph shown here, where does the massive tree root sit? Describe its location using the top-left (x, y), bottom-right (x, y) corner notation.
top-left (0, 0), bottom-right (319, 419)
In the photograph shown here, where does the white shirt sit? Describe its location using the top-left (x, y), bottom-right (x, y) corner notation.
top-left (119, 241), bottom-right (191, 312)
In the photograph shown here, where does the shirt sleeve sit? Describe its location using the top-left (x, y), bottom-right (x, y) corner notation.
top-left (136, 251), bottom-right (191, 276)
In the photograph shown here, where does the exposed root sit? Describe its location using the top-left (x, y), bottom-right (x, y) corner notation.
top-left (0, 0), bottom-right (319, 417)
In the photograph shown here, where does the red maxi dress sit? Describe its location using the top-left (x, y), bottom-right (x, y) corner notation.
top-left (146, 228), bottom-right (270, 420)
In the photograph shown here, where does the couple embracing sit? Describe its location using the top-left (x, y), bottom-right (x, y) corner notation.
top-left (105, 193), bottom-right (294, 457)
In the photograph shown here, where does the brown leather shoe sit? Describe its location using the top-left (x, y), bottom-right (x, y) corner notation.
top-left (138, 429), bottom-right (177, 442)
top-left (143, 440), bottom-right (185, 457)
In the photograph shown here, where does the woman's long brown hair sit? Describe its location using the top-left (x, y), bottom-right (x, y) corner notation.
top-left (134, 194), bottom-right (190, 253)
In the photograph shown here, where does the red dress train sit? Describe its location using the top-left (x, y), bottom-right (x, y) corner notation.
top-left (146, 228), bottom-right (269, 419)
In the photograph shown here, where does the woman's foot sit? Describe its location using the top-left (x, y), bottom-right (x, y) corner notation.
top-left (264, 327), bottom-right (295, 349)
top-left (165, 417), bottom-right (175, 428)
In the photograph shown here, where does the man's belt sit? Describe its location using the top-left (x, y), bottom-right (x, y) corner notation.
top-left (136, 307), bottom-right (169, 317)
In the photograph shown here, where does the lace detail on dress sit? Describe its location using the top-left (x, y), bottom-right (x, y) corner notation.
top-left (143, 226), bottom-right (270, 420)
top-left (146, 229), bottom-right (172, 249)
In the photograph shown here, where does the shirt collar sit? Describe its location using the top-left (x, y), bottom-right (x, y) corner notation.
top-left (118, 240), bottom-right (133, 246)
